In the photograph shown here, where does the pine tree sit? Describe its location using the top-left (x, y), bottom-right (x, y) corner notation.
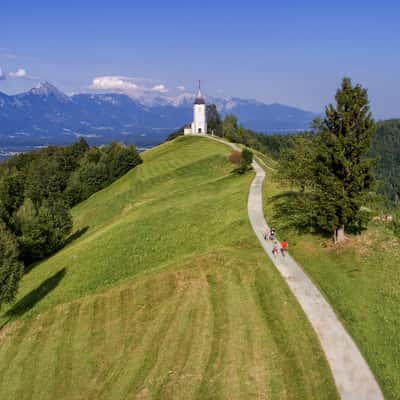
top-left (277, 134), bottom-right (316, 192)
top-left (313, 77), bottom-right (376, 243)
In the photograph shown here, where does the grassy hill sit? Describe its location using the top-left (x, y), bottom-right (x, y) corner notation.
top-left (262, 177), bottom-right (400, 399)
top-left (0, 136), bottom-right (337, 399)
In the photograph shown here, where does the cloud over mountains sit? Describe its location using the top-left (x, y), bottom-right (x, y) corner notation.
top-left (9, 68), bottom-right (27, 78)
top-left (90, 76), bottom-right (169, 98)
top-left (0, 66), bottom-right (36, 80)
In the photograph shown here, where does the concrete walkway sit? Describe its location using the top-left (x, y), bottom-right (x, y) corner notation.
top-left (208, 135), bottom-right (384, 399)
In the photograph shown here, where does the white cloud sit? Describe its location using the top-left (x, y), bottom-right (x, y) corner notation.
top-left (0, 67), bottom-right (6, 80)
top-left (90, 75), bottom-right (169, 99)
top-left (90, 76), bottom-right (138, 91)
top-left (177, 85), bottom-right (185, 91)
top-left (9, 68), bottom-right (27, 78)
top-left (151, 84), bottom-right (168, 93)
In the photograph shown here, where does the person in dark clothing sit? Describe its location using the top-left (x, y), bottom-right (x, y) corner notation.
top-left (269, 228), bottom-right (276, 241)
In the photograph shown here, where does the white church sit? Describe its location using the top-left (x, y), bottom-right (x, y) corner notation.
top-left (184, 82), bottom-right (207, 135)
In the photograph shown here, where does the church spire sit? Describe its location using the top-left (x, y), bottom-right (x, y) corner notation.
top-left (197, 80), bottom-right (202, 97)
top-left (194, 80), bottom-right (205, 105)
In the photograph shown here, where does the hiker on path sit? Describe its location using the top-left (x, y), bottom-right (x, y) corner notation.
top-left (280, 240), bottom-right (288, 256)
top-left (269, 228), bottom-right (276, 241)
top-left (272, 241), bottom-right (279, 257)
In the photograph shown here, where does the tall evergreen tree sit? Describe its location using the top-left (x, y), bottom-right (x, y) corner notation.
top-left (277, 134), bottom-right (315, 192)
top-left (313, 77), bottom-right (376, 243)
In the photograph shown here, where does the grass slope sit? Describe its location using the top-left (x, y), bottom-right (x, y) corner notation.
top-left (263, 176), bottom-right (400, 399)
top-left (0, 136), bottom-right (337, 399)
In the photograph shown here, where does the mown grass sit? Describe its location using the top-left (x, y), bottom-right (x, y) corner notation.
top-left (0, 136), bottom-right (337, 399)
top-left (262, 174), bottom-right (400, 400)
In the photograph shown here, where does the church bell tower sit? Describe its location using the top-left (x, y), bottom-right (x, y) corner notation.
top-left (192, 81), bottom-right (207, 134)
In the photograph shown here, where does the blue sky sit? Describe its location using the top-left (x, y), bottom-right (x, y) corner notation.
top-left (1, 0), bottom-right (399, 118)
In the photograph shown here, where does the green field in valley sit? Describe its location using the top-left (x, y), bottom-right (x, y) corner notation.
top-left (0, 136), bottom-right (338, 399)
top-left (262, 175), bottom-right (400, 400)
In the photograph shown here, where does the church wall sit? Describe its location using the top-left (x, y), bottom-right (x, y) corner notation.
top-left (194, 104), bottom-right (207, 134)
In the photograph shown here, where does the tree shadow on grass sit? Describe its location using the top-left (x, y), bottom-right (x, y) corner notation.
top-left (63, 226), bottom-right (89, 247)
top-left (6, 268), bottom-right (66, 319)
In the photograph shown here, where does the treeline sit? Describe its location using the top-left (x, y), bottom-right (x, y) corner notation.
top-left (370, 119), bottom-right (400, 203)
top-left (0, 139), bottom-right (142, 306)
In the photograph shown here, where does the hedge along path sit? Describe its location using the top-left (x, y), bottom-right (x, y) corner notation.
top-left (207, 134), bottom-right (384, 400)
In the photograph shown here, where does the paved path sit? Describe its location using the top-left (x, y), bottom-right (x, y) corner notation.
top-left (207, 135), bottom-right (384, 399)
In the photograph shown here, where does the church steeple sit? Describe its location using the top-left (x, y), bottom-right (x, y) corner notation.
top-left (183, 80), bottom-right (207, 135)
top-left (197, 80), bottom-right (202, 97)
top-left (194, 80), bottom-right (205, 105)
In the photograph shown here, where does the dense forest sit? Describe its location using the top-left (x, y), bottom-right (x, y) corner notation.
top-left (370, 119), bottom-right (400, 203)
top-left (0, 139), bottom-right (142, 306)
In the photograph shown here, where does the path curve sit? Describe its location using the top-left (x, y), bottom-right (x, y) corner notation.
top-left (207, 135), bottom-right (383, 399)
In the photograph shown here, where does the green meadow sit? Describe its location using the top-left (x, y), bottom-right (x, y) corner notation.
top-left (262, 175), bottom-right (400, 400)
top-left (0, 136), bottom-right (337, 399)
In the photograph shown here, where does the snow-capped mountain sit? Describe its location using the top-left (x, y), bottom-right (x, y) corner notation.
top-left (140, 93), bottom-right (316, 131)
top-left (0, 82), bottom-right (317, 148)
top-left (25, 81), bottom-right (71, 103)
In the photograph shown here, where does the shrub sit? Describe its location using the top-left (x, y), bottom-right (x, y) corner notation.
top-left (242, 148), bottom-right (253, 167)
top-left (229, 149), bottom-right (253, 174)
top-left (228, 150), bottom-right (244, 168)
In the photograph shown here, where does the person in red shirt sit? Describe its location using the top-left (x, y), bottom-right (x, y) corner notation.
top-left (280, 240), bottom-right (288, 256)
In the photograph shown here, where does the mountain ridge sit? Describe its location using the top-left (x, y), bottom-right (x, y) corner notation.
top-left (0, 82), bottom-right (317, 147)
